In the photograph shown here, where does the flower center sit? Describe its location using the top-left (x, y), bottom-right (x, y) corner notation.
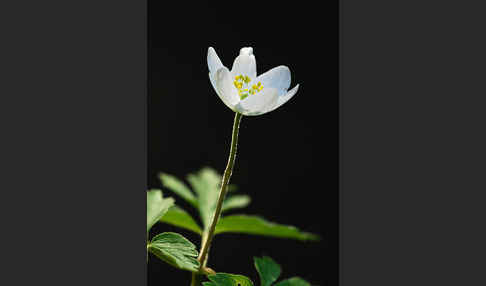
top-left (233, 74), bottom-right (263, 100)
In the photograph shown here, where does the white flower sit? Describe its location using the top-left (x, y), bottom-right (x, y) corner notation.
top-left (207, 47), bottom-right (300, 116)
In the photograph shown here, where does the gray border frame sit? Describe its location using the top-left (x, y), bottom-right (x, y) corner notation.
top-left (1, 0), bottom-right (146, 284)
top-left (341, 0), bottom-right (486, 285)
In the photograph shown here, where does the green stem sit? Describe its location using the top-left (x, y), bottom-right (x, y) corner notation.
top-left (190, 273), bottom-right (201, 286)
top-left (190, 231), bottom-right (207, 286)
top-left (197, 112), bottom-right (243, 272)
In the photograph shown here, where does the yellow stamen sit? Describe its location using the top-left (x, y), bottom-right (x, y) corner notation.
top-left (233, 74), bottom-right (264, 100)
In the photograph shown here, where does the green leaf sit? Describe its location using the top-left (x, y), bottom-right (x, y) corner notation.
top-left (159, 172), bottom-right (198, 207)
top-left (147, 189), bottom-right (174, 232)
top-left (148, 232), bottom-right (199, 272)
top-left (254, 256), bottom-right (282, 286)
top-left (273, 277), bottom-right (311, 286)
top-left (214, 215), bottom-right (319, 241)
top-left (227, 184), bottom-right (238, 192)
top-left (202, 273), bottom-right (253, 286)
top-left (222, 195), bottom-right (251, 213)
top-left (160, 205), bottom-right (203, 234)
top-left (187, 167), bottom-right (222, 228)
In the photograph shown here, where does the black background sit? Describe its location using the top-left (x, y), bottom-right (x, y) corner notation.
top-left (148, 1), bottom-right (338, 285)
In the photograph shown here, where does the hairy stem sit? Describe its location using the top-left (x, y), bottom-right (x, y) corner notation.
top-left (197, 112), bottom-right (243, 274)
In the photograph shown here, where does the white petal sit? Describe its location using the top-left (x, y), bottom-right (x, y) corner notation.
top-left (265, 84), bottom-right (300, 113)
top-left (207, 47), bottom-right (224, 75)
top-left (257, 65), bottom-right (291, 96)
top-left (209, 72), bottom-right (218, 95)
top-left (235, 88), bottom-right (279, 116)
top-left (231, 54), bottom-right (257, 79)
top-left (239, 47), bottom-right (253, 56)
top-left (215, 67), bottom-right (240, 109)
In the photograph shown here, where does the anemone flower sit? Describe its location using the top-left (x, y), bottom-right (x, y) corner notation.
top-left (207, 47), bottom-right (299, 116)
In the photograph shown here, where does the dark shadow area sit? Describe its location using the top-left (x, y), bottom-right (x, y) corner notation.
top-left (148, 1), bottom-right (338, 285)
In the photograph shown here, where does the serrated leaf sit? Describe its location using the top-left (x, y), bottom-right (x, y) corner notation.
top-left (203, 273), bottom-right (254, 286)
top-left (254, 256), bottom-right (282, 286)
top-left (147, 189), bottom-right (174, 232)
top-left (159, 172), bottom-right (198, 207)
top-left (214, 215), bottom-right (319, 241)
top-left (148, 232), bottom-right (199, 272)
top-left (187, 167), bottom-right (222, 228)
top-left (273, 277), bottom-right (311, 286)
top-left (222, 195), bottom-right (251, 213)
top-left (160, 205), bottom-right (203, 234)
